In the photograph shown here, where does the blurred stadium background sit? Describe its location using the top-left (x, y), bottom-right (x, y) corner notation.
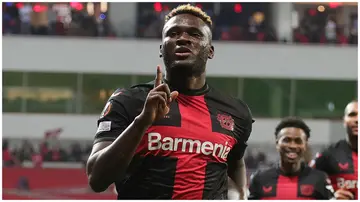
top-left (2, 1), bottom-right (358, 199)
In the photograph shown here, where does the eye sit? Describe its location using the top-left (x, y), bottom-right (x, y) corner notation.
top-left (294, 138), bottom-right (303, 144)
top-left (191, 32), bottom-right (202, 38)
top-left (169, 31), bottom-right (178, 37)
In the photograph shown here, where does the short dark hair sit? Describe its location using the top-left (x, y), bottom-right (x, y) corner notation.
top-left (274, 117), bottom-right (311, 139)
top-left (165, 4), bottom-right (213, 29)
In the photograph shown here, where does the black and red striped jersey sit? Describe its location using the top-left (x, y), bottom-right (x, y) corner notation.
top-left (248, 163), bottom-right (335, 200)
top-left (94, 80), bottom-right (254, 199)
top-left (311, 139), bottom-right (358, 199)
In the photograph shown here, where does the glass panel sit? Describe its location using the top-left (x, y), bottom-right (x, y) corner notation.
top-left (207, 77), bottom-right (239, 98)
top-left (26, 72), bottom-right (78, 113)
top-left (243, 78), bottom-right (291, 117)
top-left (82, 74), bottom-right (133, 114)
top-left (137, 75), bottom-right (154, 84)
top-left (3, 71), bottom-right (23, 112)
top-left (295, 80), bottom-right (357, 118)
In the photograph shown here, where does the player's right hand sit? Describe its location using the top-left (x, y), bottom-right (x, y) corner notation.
top-left (334, 189), bottom-right (354, 200)
top-left (137, 65), bottom-right (179, 127)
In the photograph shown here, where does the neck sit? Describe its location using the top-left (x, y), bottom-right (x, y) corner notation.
top-left (279, 159), bottom-right (302, 175)
top-left (347, 136), bottom-right (358, 152)
top-left (165, 71), bottom-right (206, 92)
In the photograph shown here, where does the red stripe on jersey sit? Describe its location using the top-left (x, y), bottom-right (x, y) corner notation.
top-left (353, 151), bottom-right (358, 199)
top-left (171, 94), bottom-right (211, 199)
top-left (262, 197), bottom-right (312, 200)
top-left (329, 151), bottom-right (358, 200)
top-left (276, 175), bottom-right (299, 199)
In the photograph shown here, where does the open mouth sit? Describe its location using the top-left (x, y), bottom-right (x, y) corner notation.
top-left (285, 151), bottom-right (298, 159)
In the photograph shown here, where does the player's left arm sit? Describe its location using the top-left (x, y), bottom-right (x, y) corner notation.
top-left (227, 104), bottom-right (254, 200)
top-left (228, 157), bottom-right (248, 199)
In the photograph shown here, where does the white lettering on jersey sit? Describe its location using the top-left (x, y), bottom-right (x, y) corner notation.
top-left (97, 121), bottom-right (111, 133)
top-left (147, 132), bottom-right (232, 160)
top-left (337, 178), bottom-right (358, 189)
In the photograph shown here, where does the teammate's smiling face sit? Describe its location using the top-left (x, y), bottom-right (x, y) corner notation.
top-left (161, 13), bottom-right (214, 76)
top-left (276, 127), bottom-right (307, 164)
top-left (344, 101), bottom-right (358, 137)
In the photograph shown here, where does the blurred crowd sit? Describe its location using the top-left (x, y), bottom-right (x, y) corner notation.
top-left (3, 129), bottom-right (92, 167)
top-left (3, 2), bottom-right (358, 44)
top-left (2, 2), bottom-right (115, 37)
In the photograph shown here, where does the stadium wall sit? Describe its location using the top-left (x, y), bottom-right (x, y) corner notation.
top-left (3, 113), bottom-right (344, 144)
top-left (3, 36), bottom-right (357, 80)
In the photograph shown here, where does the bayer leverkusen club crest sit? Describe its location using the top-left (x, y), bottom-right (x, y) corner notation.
top-left (217, 113), bottom-right (234, 131)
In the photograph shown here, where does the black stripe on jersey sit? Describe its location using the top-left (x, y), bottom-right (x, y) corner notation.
top-left (152, 99), bottom-right (181, 127)
top-left (203, 92), bottom-right (236, 137)
top-left (202, 162), bottom-right (228, 199)
top-left (116, 155), bottom-right (178, 199)
top-left (260, 168), bottom-right (278, 197)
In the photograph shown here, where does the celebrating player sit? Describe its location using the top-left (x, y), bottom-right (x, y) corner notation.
top-left (248, 117), bottom-right (335, 200)
top-left (310, 100), bottom-right (358, 200)
top-left (86, 4), bottom-right (253, 199)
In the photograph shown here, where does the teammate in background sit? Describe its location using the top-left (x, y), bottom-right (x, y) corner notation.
top-left (310, 100), bottom-right (358, 200)
top-left (248, 117), bottom-right (335, 200)
top-left (86, 4), bottom-right (253, 199)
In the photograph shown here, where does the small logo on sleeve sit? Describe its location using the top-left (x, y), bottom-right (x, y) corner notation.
top-left (100, 102), bottom-right (112, 118)
top-left (97, 121), bottom-right (111, 133)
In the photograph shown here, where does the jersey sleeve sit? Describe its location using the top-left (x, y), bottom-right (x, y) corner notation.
top-left (248, 171), bottom-right (261, 200)
top-left (317, 174), bottom-right (335, 199)
top-left (94, 89), bottom-right (133, 144)
top-left (228, 102), bottom-right (254, 160)
top-left (309, 150), bottom-right (331, 173)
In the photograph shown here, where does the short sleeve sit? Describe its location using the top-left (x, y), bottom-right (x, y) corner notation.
top-left (317, 174), bottom-right (335, 199)
top-left (227, 103), bottom-right (254, 161)
top-left (309, 151), bottom-right (331, 173)
top-left (248, 172), bottom-right (261, 200)
top-left (94, 89), bottom-right (132, 144)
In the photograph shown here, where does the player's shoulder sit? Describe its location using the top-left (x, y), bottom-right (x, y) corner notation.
top-left (207, 85), bottom-right (254, 123)
top-left (321, 139), bottom-right (348, 155)
top-left (251, 165), bottom-right (277, 180)
top-left (109, 81), bottom-right (154, 103)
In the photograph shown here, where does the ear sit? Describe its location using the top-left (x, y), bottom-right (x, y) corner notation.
top-left (276, 142), bottom-right (280, 152)
top-left (208, 45), bottom-right (214, 59)
top-left (159, 44), bottom-right (163, 58)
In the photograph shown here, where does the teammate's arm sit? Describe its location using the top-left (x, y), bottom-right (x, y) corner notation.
top-left (317, 175), bottom-right (335, 199)
top-left (86, 67), bottom-right (178, 193)
top-left (309, 151), bottom-right (330, 172)
top-left (247, 172), bottom-right (260, 200)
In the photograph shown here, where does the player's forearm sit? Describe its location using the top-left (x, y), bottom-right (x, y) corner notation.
top-left (88, 117), bottom-right (150, 192)
top-left (229, 159), bottom-right (248, 199)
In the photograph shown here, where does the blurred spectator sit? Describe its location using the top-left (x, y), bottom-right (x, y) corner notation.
top-left (70, 142), bottom-right (83, 162)
top-left (325, 15), bottom-right (337, 43)
top-left (17, 139), bottom-right (34, 162)
top-left (31, 149), bottom-right (43, 168)
top-left (3, 139), bottom-right (15, 167)
top-left (244, 149), bottom-right (258, 169)
top-left (30, 3), bottom-right (49, 35)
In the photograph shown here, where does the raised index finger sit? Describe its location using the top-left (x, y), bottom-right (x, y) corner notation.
top-left (155, 65), bottom-right (162, 87)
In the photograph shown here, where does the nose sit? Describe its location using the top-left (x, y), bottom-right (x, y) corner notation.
top-left (176, 32), bottom-right (191, 46)
top-left (287, 141), bottom-right (298, 150)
